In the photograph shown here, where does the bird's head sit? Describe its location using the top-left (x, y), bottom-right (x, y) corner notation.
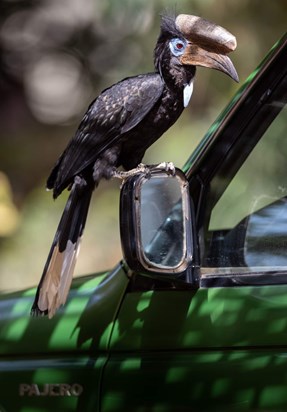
top-left (154, 14), bottom-right (238, 88)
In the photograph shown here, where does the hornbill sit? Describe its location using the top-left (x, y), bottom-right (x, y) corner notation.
top-left (31, 14), bottom-right (238, 317)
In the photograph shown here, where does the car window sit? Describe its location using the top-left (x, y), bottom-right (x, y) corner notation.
top-left (202, 72), bottom-right (287, 273)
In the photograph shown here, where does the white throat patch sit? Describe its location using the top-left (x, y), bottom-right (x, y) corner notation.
top-left (183, 80), bottom-right (194, 108)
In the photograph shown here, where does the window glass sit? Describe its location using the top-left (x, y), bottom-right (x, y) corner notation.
top-left (203, 75), bottom-right (287, 270)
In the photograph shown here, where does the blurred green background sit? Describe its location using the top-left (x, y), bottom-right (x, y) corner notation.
top-left (0, 0), bottom-right (286, 291)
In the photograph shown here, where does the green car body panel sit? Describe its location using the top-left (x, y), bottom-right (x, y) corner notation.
top-left (0, 34), bottom-right (287, 411)
top-left (0, 265), bottom-right (129, 411)
top-left (105, 286), bottom-right (287, 411)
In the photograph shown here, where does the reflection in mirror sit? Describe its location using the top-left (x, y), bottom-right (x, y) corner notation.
top-left (139, 176), bottom-right (185, 269)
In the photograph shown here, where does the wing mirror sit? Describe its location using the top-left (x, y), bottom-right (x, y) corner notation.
top-left (120, 168), bottom-right (193, 279)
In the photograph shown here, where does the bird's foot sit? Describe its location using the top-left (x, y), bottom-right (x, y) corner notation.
top-left (112, 163), bottom-right (151, 186)
top-left (112, 163), bottom-right (150, 179)
top-left (112, 162), bottom-right (176, 187)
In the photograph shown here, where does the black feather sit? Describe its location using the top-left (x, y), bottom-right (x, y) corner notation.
top-left (48, 73), bottom-right (164, 198)
top-left (31, 176), bottom-right (93, 316)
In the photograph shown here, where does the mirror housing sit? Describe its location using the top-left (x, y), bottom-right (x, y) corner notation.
top-left (120, 168), bottom-right (193, 279)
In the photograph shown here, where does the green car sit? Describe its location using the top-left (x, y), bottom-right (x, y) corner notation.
top-left (1, 33), bottom-right (287, 412)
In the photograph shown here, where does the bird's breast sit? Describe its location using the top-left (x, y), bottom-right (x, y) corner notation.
top-left (142, 87), bottom-right (184, 135)
top-left (120, 87), bottom-right (184, 169)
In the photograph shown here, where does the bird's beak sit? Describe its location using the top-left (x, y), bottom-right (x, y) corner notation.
top-left (180, 43), bottom-right (239, 82)
top-left (176, 14), bottom-right (239, 82)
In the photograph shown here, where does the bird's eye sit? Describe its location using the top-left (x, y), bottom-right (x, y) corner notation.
top-left (169, 38), bottom-right (187, 57)
top-left (176, 42), bottom-right (184, 50)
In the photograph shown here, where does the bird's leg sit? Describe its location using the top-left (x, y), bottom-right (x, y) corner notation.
top-left (112, 163), bottom-right (151, 181)
top-left (112, 162), bottom-right (176, 188)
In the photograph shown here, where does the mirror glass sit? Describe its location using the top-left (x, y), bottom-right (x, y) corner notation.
top-left (139, 175), bottom-right (186, 269)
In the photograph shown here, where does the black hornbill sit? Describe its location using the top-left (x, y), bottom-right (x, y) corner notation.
top-left (31, 14), bottom-right (238, 317)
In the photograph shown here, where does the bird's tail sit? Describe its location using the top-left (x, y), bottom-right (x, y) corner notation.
top-left (31, 176), bottom-right (93, 318)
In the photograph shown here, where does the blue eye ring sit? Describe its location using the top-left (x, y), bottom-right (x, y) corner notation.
top-left (169, 38), bottom-right (187, 57)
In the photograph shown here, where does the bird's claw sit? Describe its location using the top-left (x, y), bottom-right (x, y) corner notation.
top-left (152, 161), bottom-right (176, 176)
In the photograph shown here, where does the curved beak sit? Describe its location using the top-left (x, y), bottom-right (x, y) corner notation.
top-left (180, 43), bottom-right (239, 82)
top-left (176, 14), bottom-right (239, 82)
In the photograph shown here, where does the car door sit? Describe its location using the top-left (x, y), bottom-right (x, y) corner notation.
top-left (101, 37), bottom-right (287, 411)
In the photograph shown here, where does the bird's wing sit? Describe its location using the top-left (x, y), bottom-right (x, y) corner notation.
top-left (49, 73), bottom-right (164, 195)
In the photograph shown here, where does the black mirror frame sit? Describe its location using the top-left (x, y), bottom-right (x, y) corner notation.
top-left (120, 167), bottom-right (194, 279)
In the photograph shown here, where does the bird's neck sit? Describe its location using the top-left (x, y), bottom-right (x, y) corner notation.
top-left (158, 60), bottom-right (196, 93)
